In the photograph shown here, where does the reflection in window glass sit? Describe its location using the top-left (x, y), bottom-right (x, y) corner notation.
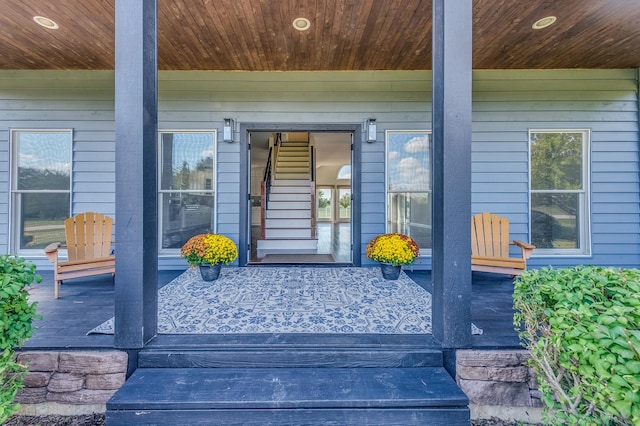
top-left (160, 132), bottom-right (215, 249)
top-left (316, 188), bottom-right (332, 221)
top-left (337, 165), bottom-right (351, 180)
top-left (530, 131), bottom-right (588, 253)
top-left (386, 131), bottom-right (431, 250)
top-left (12, 130), bottom-right (71, 251)
top-left (531, 193), bottom-right (579, 249)
top-left (338, 188), bottom-right (351, 220)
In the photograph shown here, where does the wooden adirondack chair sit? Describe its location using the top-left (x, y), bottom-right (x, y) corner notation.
top-left (471, 212), bottom-right (535, 276)
top-left (44, 212), bottom-right (115, 299)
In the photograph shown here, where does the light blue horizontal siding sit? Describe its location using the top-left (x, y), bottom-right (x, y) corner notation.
top-left (472, 69), bottom-right (639, 267)
top-left (0, 69), bottom-right (638, 269)
top-left (0, 71), bottom-right (116, 264)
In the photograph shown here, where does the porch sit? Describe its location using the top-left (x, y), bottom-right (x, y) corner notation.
top-left (23, 268), bottom-right (520, 350)
top-left (15, 267), bottom-right (532, 424)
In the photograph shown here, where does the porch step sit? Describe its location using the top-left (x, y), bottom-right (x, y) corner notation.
top-left (137, 351), bottom-right (444, 369)
top-left (275, 166), bottom-right (309, 173)
top-left (278, 142), bottom-right (309, 151)
top-left (256, 238), bottom-right (318, 257)
top-left (274, 172), bottom-right (310, 180)
top-left (267, 200), bottom-right (310, 210)
top-left (265, 218), bottom-right (310, 228)
top-left (265, 228), bottom-right (312, 238)
top-left (106, 367), bottom-right (469, 425)
top-left (268, 192), bottom-right (310, 202)
top-left (270, 185), bottom-right (309, 194)
top-left (266, 209), bottom-right (310, 219)
top-left (272, 179), bottom-right (310, 186)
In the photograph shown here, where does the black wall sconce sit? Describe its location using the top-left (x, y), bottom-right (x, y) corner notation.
top-left (223, 118), bottom-right (235, 143)
top-left (366, 118), bottom-right (377, 142)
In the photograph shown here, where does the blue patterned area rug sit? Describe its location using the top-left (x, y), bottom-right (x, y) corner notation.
top-left (88, 267), bottom-right (482, 335)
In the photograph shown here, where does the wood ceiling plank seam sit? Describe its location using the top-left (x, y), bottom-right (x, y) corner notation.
top-left (367, 0), bottom-right (404, 70)
top-left (335, 0), bottom-right (359, 70)
top-left (275, 1), bottom-right (293, 71)
top-left (174, 2), bottom-right (207, 70)
top-left (228, 0), bottom-right (264, 70)
top-left (383, 0), bottom-right (428, 70)
top-left (200, 0), bottom-right (247, 70)
top-left (54, 2), bottom-right (115, 69)
top-left (54, 1), bottom-right (114, 69)
top-left (197, 0), bottom-right (241, 71)
top-left (346, 0), bottom-right (371, 70)
top-left (311, 0), bottom-right (331, 70)
top-left (173, 1), bottom-right (216, 70)
top-left (243, 0), bottom-right (271, 71)
top-left (472, 1), bottom-right (544, 69)
top-left (319, 0), bottom-right (344, 71)
top-left (347, 0), bottom-right (378, 70)
top-left (261, 0), bottom-right (285, 71)
top-left (158, 2), bottom-right (196, 69)
top-left (400, 0), bottom-right (432, 70)
top-left (315, 0), bottom-right (337, 70)
top-left (552, 2), bottom-right (636, 69)
top-left (180, 0), bottom-right (228, 70)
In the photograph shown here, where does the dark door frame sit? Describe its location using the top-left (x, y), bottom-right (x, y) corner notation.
top-left (239, 123), bottom-right (362, 266)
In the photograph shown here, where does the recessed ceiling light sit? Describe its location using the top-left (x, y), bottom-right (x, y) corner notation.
top-left (532, 16), bottom-right (556, 30)
top-left (33, 16), bottom-right (59, 30)
top-left (292, 17), bottom-right (311, 31)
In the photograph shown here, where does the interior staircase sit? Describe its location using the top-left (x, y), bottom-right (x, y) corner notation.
top-left (257, 134), bottom-right (318, 259)
top-left (106, 335), bottom-right (470, 425)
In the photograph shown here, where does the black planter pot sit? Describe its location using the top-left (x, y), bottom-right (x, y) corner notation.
top-left (199, 264), bottom-right (222, 281)
top-left (380, 262), bottom-right (401, 280)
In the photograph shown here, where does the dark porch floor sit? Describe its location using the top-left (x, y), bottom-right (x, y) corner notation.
top-left (21, 268), bottom-right (521, 350)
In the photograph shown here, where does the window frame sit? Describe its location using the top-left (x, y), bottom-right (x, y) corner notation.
top-left (9, 128), bottom-right (73, 255)
top-left (528, 129), bottom-right (591, 256)
top-left (337, 186), bottom-right (351, 222)
top-left (316, 186), bottom-right (334, 222)
top-left (157, 129), bottom-right (217, 255)
top-left (385, 130), bottom-right (432, 256)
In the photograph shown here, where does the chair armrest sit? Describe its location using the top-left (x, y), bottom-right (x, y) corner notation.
top-left (44, 242), bottom-right (65, 264)
top-left (44, 242), bottom-right (63, 254)
top-left (512, 240), bottom-right (535, 259)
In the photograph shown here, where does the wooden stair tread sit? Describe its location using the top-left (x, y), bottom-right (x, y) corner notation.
top-left (108, 367), bottom-right (468, 410)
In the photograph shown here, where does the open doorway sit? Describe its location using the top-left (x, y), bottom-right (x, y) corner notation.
top-left (249, 131), bottom-right (352, 264)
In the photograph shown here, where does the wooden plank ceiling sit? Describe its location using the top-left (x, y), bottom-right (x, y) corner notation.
top-left (1, 0), bottom-right (639, 71)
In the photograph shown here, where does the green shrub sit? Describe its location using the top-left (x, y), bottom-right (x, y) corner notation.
top-left (0, 255), bottom-right (41, 423)
top-left (514, 266), bottom-right (640, 425)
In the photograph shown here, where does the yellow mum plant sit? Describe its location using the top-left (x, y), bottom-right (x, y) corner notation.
top-left (366, 233), bottom-right (420, 266)
top-left (180, 234), bottom-right (238, 267)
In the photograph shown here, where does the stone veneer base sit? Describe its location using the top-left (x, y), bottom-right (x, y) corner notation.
top-left (15, 402), bottom-right (105, 416)
top-left (471, 404), bottom-right (542, 424)
top-left (14, 348), bottom-right (545, 422)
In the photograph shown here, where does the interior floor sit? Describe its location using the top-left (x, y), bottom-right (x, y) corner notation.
top-left (250, 222), bottom-right (351, 264)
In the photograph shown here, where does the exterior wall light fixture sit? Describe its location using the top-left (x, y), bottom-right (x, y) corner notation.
top-left (366, 118), bottom-right (377, 142)
top-left (223, 118), bottom-right (235, 143)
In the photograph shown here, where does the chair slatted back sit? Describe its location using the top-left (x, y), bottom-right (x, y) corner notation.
top-left (64, 212), bottom-right (113, 262)
top-left (471, 212), bottom-right (510, 258)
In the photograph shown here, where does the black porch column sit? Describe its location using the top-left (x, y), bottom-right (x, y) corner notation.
top-left (114, 0), bottom-right (158, 348)
top-left (431, 0), bottom-right (472, 349)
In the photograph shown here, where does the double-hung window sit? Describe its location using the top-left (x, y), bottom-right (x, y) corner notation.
top-left (386, 131), bottom-right (432, 252)
top-left (529, 130), bottom-right (590, 255)
top-left (159, 131), bottom-right (216, 251)
top-left (11, 130), bottom-right (72, 253)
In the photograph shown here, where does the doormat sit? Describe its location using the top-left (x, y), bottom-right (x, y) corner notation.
top-left (88, 267), bottom-right (483, 335)
top-left (259, 254), bottom-right (336, 263)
